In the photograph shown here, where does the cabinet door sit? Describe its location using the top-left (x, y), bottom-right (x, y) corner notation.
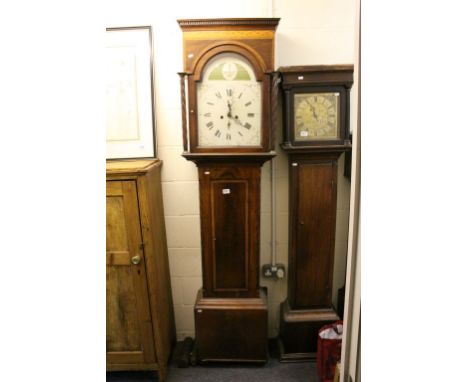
top-left (106, 180), bottom-right (156, 365)
top-left (289, 160), bottom-right (337, 309)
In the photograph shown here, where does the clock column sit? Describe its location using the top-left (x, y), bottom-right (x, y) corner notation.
top-left (277, 65), bottom-right (353, 361)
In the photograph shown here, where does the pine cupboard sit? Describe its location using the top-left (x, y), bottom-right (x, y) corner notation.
top-left (106, 160), bottom-right (175, 381)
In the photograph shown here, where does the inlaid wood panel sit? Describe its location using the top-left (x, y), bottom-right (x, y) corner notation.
top-left (177, 18), bottom-right (279, 73)
top-left (198, 163), bottom-right (261, 298)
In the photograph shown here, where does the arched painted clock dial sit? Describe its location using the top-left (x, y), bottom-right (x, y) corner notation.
top-left (197, 53), bottom-right (262, 147)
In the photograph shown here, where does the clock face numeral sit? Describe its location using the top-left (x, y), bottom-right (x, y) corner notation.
top-left (293, 92), bottom-right (339, 141)
top-left (196, 52), bottom-right (262, 147)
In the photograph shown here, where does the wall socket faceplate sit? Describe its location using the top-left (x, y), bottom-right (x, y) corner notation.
top-left (262, 264), bottom-right (286, 279)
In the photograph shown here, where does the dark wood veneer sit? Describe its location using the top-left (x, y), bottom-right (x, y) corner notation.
top-left (279, 65), bottom-right (353, 86)
top-left (278, 65), bottom-right (353, 362)
top-left (288, 156), bottom-right (338, 309)
top-left (198, 163), bottom-right (262, 298)
top-left (279, 65), bottom-right (353, 149)
top-left (194, 288), bottom-right (268, 363)
top-left (279, 300), bottom-right (339, 358)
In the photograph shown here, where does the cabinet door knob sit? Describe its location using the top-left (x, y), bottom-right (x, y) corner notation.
top-left (131, 255), bottom-right (141, 265)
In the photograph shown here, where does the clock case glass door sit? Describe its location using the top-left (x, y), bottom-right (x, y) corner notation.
top-left (284, 86), bottom-right (348, 147)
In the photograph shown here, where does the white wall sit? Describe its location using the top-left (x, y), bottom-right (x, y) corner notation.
top-left (106, 0), bottom-right (356, 340)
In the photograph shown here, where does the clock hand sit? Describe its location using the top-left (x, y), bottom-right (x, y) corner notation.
top-left (227, 100), bottom-right (233, 118)
top-left (226, 101), bottom-right (234, 129)
top-left (226, 100), bottom-right (246, 126)
top-left (311, 106), bottom-right (318, 120)
top-left (232, 116), bottom-right (246, 127)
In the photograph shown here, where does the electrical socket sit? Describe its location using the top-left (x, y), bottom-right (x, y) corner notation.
top-left (262, 263), bottom-right (286, 279)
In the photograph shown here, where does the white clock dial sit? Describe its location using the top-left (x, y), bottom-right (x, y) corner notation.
top-left (196, 53), bottom-right (262, 147)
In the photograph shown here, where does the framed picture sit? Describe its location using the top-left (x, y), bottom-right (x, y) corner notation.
top-left (106, 26), bottom-right (156, 159)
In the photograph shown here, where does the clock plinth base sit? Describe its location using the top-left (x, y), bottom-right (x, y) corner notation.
top-left (194, 288), bottom-right (268, 364)
top-left (278, 299), bottom-right (339, 362)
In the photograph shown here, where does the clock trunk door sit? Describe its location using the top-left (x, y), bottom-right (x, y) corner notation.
top-left (106, 180), bottom-right (156, 365)
top-left (199, 164), bottom-right (261, 298)
top-left (289, 160), bottom-right (337, 309)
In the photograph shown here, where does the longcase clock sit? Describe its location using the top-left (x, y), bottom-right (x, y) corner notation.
top-left (177, 18), bottom-right (280, 363)
top-left (278, 65), bottom-right (353, 361)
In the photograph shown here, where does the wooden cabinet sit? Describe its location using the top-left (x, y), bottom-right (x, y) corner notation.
top-left (106, 160), bottom-right (175, 381)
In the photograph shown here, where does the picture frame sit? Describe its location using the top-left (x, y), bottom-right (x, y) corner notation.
top-left (106, 26), bottom-right (156, 159)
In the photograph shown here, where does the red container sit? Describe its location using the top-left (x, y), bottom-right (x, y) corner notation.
top-left (316, 321), bottom-right (343, 382)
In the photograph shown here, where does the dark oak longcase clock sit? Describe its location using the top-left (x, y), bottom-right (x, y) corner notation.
top-left (177, 18), bottom-right (280, 363)
top-left (278, 65), bottom-right (353, 361)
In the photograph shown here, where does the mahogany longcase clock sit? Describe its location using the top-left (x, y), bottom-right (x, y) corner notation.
top-left (278, 65), bottom-right (353, 361)
top-left (177, 18), bottom-right (280, 363)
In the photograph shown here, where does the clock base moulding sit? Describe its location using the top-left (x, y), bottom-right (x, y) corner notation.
top-left (193, 288), bottom-right (268, 363)
top-left (278, 300), bottom-right (340, 362)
